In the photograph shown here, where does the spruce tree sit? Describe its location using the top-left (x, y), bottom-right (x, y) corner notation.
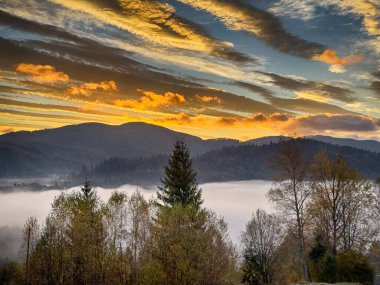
top-left (157, 139), bottom-right (203, 208)
top-left (81, 179), bottom-right (94, 200)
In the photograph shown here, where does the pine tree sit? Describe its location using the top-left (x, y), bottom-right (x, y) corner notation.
top-left (81, 179), bottom-right (94, 200)
top-left (157, 139), bottom-right (203, 208)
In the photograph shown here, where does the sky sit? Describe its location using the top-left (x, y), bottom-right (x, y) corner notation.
top-left (0, 0), bottom-right (379, 140)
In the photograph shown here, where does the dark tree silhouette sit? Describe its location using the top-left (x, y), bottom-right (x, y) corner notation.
top-left (157, 140), bottom-right (203, 208)
top-left (81, 179), bottom-right (94, 200)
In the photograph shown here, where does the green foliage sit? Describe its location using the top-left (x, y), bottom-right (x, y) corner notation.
top-left (144, 204), bottom-right (238, 285)
top-left (319, 253), bottom-right (337, 283)
top-left (309, 234), bottom-right (328, 281)
top-left (270, 234), bottom-right (303, 285)
top-left (80, 179), bottom-right (94, 200)
top-left (157, 140), bottom-right (203, 208)
top-left (309, 235), bottom-right (326, 263)
top-left (12, 178), bottom-right (238, 285)
top-left (241, 248), bottom-right (263, 285)
top-left (337, 250), bottom-right (374, 285)
top-left (309, 152), bottom-right (374, 255)
top-left (6, 148), bottom-right (377, 285)
top-left (0, 261), bottom-right (24, 285)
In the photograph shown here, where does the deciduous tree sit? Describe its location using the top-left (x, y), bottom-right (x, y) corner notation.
top-left (267, 139), bottom-right (311, 281)
top-left (309, 152), bottom-right (374, 254)
top-left (241, 209), bottom-right (282, 285)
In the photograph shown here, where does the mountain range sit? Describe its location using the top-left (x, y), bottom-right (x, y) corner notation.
top-left (0, 122), bottom-right (379, 187)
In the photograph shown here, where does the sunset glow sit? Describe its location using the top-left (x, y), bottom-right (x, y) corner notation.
top-left (0, 0), bottom-right (379, 140)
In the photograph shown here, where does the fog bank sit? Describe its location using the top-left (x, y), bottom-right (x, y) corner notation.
top-left (0, 180), bottom-right (273, 261)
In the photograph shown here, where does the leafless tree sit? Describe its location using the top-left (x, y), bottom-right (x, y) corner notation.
top-left (267, 139), bottom-right (311, 281)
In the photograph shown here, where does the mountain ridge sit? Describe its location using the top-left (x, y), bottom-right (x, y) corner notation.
top-left (0, 122), bottom-right (379, 180)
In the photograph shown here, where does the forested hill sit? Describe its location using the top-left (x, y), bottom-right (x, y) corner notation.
top-left (0, 122), bottom-right (239, 178)
top-left (70, 139), bottom-right (380, 187)
top-left (1, 122), bottom-right (380, 180)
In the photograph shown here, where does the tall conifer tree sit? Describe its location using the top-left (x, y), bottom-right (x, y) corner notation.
top-left (157, 139), bottom-right (203, 208)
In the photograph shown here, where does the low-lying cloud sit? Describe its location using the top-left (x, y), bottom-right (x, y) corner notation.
top-left (0, 180), bottom-right (273, 261)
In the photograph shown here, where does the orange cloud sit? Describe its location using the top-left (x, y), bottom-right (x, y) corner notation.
top-left (314, 49), bottom-right (363, 66)
top-left (219, 113), bottom-right (289, 126)
top-left (69, 81), bottom-right (117, 96)
top-left (268, 113), bottom-right (289, 122)
top-left (196, 95), bottom-right (222, 103)
top-left (154, 112), bottom-right (289, 128)
top-left (0, 127), bottom-right (15, 134)
top-left (115, 90), bottom-right (186, 110)
top-left (153, 113), bottom-right (204, 125)
top-left (151, 112), bottom-right (379, 138)
top-left (16, 63), bottom-right (69, 83)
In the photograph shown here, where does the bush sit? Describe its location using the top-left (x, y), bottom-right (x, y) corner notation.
top-left (320, 253), bottom-right (337, 284)
top-left (0, 261), bottom-right (24, 285)
top-left (337, 250), bottom-right (374, 285)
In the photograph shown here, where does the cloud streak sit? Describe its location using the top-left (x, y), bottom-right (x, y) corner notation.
top-left (47, 0), bottom-right (255, 63)
top-left (0, 1), bottom-right (378, 140)
top-left (235, 78), bottom-right (358, 115)
top-left (196, 95), bottom-right (222, 103)
top-left (287, 114), bottom-right (378, 132)
top-left (177, 0), bottom-right (326, 59)
top-left (255, 71), bottom-right (357, 103)
top-left (0, 98), bottom-right (116, 117)
top-left (152, 112), bottom-right (379, 137)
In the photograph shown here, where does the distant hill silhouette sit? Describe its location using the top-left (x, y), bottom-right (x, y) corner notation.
top-left (308, 135), bottom-right (380, 153)
top-left (70, 138), bottom-right (380, 187)
top-left (0, 122), bottom-right (238, 178)
top-left (244, 136), bottom-right (290, 145)
top-left (0, 123), bottom-right (379, 184)
top-left (246, 135), bottom-right (380, 154)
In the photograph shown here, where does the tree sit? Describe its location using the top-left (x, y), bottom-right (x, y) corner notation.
top-left (270, 234), bottom-right (304, 285)
top-left (157, 140), bottom-right (203, 208)
top-left (373, 176), bottom-right (380, 229)
top-left (319, 253), bottom-right (337, 283)
top-left (22, 217), bottom-right (39, 285)
top-left (241, 209), bottom-right (282, 285)
top-left (308, 234), bottom-right (328, 281)
top-left (267, 139), bottom-right (311, 281)
top-left (68, 180), bottom-right (106, 284)
top-left (26, 181), bottom-right (106, 284)
top-left (0, 261), bottom-right (24, 285)
top-left (143, 204), bottom-right (238, 285)
top-left (103, 191), bottom-right (152, 284)
top-left (337, 250), bottom-right (374, 285)
top-left (103, 191), bottom-right (130, 284)
top-left (127, 192), bottom-right (152, 284)
top-left (309, 152), bottom-right (374, 254)
top-left (81, 179), bottom-right (92, 198)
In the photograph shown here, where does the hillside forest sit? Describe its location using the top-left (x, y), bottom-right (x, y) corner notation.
top-left (1, 139), bottom-right (380, 285)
